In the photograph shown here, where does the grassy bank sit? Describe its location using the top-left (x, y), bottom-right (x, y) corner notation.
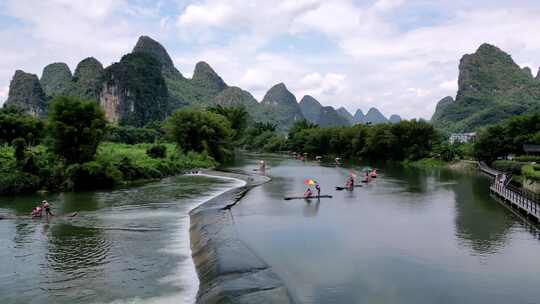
top-left (0, 142), bottom-right (216, 195)
top-left (403, 158), bottom-right (477, 172)
top-left (402, 158), bottom-right (448, 169)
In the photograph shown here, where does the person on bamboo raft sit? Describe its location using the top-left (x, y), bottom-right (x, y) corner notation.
top-left (345, 176), bottom-right (355, 190)
top-left (31, 206), bottom-right (43, 218)
top-left (42, 200), bottom-right (54, 217)
top-left (304, 187), bottom-right (313, 198)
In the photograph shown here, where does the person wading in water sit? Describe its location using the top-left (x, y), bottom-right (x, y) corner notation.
top-left (42, 200), bottom-right (54, 217)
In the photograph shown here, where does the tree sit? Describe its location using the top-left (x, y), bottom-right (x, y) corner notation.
top-left (473, 112), bottom-right (540, 162)
top-left (0, 108), bottom-right (44, 145)
top-left (288, 119), bottom-right (319, 152)
top-left (165, 108), bottom-right (233, 162)
top-left (208, 105), bottom-right (249, 141)
top-left (47, 96), bottom-right (107, 164)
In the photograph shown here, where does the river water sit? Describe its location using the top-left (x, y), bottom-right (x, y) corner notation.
top-left (229, 155), bottom-right (540, 304)
top-left (0, 175), bottom-right (242, 304)
top-left (2, 155), bottom-right (540, 304)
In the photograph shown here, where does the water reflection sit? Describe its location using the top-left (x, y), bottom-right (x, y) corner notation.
top-left (303, 199), bottom-right (320, 217)
top-left (0, 175), bottom-right (238, 304)
top-left (450, 172), bottom-right (515, 255)
top-left (230, 155), bottom-right (540, 304)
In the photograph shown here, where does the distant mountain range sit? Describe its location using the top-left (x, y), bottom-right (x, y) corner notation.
top-left (3, 35), bottom-right (402, 130)
top-left (432, 43), bottom-right (540, 132)
top-left (298, 95), bottom-right (400, 127)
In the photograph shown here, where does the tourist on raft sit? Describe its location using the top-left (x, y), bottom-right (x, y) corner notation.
top-left (363, 171), bottom-right (371, 183)
top-left (42, 200), bottom-right (54, 217)
top-left (345, 176), bottom-right (355, 190)
top-left (304, 187), bottom-right (313, 198)
top-left (315, 183), bottom-right (321, 196)
top-left (31, 206), bottom-right (43, 218)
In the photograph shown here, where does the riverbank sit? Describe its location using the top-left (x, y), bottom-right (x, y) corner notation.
top-left (0, 142), bottom-right (216, 195)
top-left (189, 169), bottom-right (293, 303)
top-left (403, 158), bottom-right (477, 172)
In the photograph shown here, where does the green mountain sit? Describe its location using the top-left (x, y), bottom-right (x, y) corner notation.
top-left (353, 109), bottom-right (364, 124)
top-left (131, 36), bottom-right (228, 109)
top-left (5, 35), bottom-right (403, 131)
top-left (317, 106), bottom-right (350, 127)
top-left (40, 62), bottom-right (72, 96)
top-left (363, 107), bottom-right (388, 124)
top-left (299, 95), bottom-right (323, 123)
top-left (260, 83), bottom-right (304, 131)
top-left (4, 70), bottom-right (47, 117)
top-left (389, 114), bottom-right (402, 124)
top-left (431, 43), bottom-right (540, 132)
top-left (132, 35), bottom-right (183, 79)
top-left (211, 86), bottom-right (265, 121)
top-left (192, 61), bottom-right (227, 97)
top-left (337, 107), bottom-right (354, 125)
top-left (431, 96), bottom-right (454, 122)
top-left (100, 53), bottom-right (169, 127)
top-left (66, 57), bottom-right (104, 101)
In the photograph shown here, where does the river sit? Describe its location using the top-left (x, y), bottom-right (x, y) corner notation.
top-left (0, 175), bottom-right (243, 304)
top-left (1, 155), bottom-right (540, 304)
top-left (229, 154), bottom-right (540, 304)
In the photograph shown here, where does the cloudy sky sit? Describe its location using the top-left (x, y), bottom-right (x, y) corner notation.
top-left (1, 0), bottom-right (540, 119)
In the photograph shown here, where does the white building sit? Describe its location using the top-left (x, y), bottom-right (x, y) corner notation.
top-left (449, 132), bottom-right (476, 144)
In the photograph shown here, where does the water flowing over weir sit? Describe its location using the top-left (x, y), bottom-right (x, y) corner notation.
top-left (0, 175), bottom-right (244, 304)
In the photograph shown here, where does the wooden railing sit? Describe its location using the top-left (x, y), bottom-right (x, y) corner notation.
top-left (490, 181), bottom-right (540, 222)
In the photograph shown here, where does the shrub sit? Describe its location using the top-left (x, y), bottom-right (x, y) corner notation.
top-left (48, 96), bottom-right (107, 164)
top-left (105, 125), bottom-right (160, 144)
top-left (0, 109), bottom-right (44, 145)
top-left (514, 155), bottom-right (540, 163)
top-left (146, 144), bottom-right (167, 159)
top-left (522, 164), bottom-right (540, 182)
top-left (65, 161), bottom-right (122, 190)
top-left (165, 109), bottom-right (233, 162)
top-left (11, 138), bottom-right (26, 167)
top-left (491, 160), bottom-right (527, 174)
top-left (0, 172), bottom-right (40, 195)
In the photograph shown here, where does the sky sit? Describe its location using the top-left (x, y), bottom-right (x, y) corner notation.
top-left (1, 0), bottom-right (540, 119)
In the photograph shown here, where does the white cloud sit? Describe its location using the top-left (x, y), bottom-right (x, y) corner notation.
top-left (0, 86), bottom-right (9, 105)
top-left (298, 72), bottom-right (347, 98)
top-left (3, 0), bottom-right (540, 119)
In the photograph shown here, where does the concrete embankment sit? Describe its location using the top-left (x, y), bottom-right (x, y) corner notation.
top-left (189, 170), bottom-right (293, 304)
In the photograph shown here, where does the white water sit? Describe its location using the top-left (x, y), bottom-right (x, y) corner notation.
top-left (102, 174), bottom-right (246, 304)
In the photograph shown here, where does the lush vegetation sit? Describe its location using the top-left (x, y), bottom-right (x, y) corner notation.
top-left (164, 108), bottom-right (233, 163)
top-left (522, 164), bottom-right (540, 182)
top-left (286, 119), bottom-right (437, 161)
top-left (0, 97), bottom-right (216, 195)
top-left (432, 44), bottom-right (540, 133)
top-left (0, 107), bottom-right (45, 145)
top-left (102, 53), bottom-right (169, 127)
top-left (473, 113), bottom-right (540, 162)
top-left (242, 118), bottom-right (439, 162)
top-left (47, 96), bottom-right (107, 164)
top-left (105, 125), bottom-right (161, 144)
